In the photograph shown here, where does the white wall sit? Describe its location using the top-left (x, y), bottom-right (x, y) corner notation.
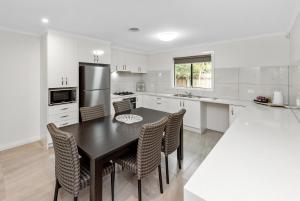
top-left (290, 13), bottom-right (300, 66)
top-left (289, 12), bottom-right (300, 105)
top-left (0, 29), bottom-right (40, 150)
top-left (148, 34), bottom-right (290, 70)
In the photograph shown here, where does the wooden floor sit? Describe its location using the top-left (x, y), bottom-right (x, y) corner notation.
top-left (0, 130), bottom-right (223, 201)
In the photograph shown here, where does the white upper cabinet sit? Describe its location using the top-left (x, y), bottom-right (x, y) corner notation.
top-left (111, 48), bottom-right (147, 73)
top-left (77, 38), bottom-right (111, 64)
top-left (47, 32), bottom-right (78, 88)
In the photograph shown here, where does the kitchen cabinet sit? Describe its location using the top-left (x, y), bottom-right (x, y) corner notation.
top-left (142, 95), bottom-right (201, 131)
top-left (47, 33), bottom-right (78, 88)
top-left (167, 98), bottom-right (201, 129)
top-left (77, 38), bottom-right (111, 64)
top-left (111, 49), bottom-right (147, 73)
top-left (111, 49), bottom-right (131, 72)
top-left (142, 95), bottom-right (169, 112)
top-left (130, 54), bottom-right (147, 73)
top-left (47, 103), bottom-right (79, 147)
top-left (136, 95), bottom-right (143, 108)
top-left (229, 105), bottom-right (244, 125)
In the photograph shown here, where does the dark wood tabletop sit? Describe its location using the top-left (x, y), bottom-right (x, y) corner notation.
top-left (61, 107), bottom-right (170, 159)
top-left (60, 107), bottom-right (182, 201)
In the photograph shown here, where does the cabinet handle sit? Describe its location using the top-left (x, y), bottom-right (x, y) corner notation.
top-left (180, 101), bottom-right (182, 107)
top-left (65, 77), bottom-right (68, 85)
top-left (61, 108), bottom-right (68, 110)
top-left (61, 77), bottom-right (64, 86)
top-left (60, 122), bottom-right (69, 126)
top-left (231, 108), bottom-right (234, 115)
top-left (60, 115), bottom-right (69, 118)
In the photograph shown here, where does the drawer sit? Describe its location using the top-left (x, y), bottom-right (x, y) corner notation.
top-left (54, 118), bottom-right (78, 128)
top-left (48, 111), bottom-right (78, 123)
top-left (48, 103), bottom-right (78, 115)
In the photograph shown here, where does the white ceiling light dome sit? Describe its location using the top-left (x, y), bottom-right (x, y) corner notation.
top-left (41, 18), bottom-right (49, 24)
top-left (156, 32), bottom-right (179, 42)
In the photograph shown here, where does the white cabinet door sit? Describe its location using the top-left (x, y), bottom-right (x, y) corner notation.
top-left (136, 95), bottom-right (143, 108)
top-left (63, 36), bottom-right (78, 87)
top-left (166, 98), bottom-right (181, 113)
top-left (47, 34), bottom-right (66, 88)
top-left (47, 33), bottom-right (78, 88)
top-left (130, 54), bottom-right (147, 74)
top-left (142, 95), bottom-right (157, 109)
top-left (77, 38), bottom-right (111, 64)
top-left (182, 99), bottom-right (201, 129)
top-left (229, 105), bottom-right (244, 125)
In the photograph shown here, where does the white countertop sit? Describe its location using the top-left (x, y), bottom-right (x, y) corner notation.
top-left (184, 104), bottom-right (300, 201)
top-left (111, 92), bottom-right (249, 107)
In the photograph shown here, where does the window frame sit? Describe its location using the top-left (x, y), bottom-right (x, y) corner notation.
top-left (172, 52), bottom-right (215, 91)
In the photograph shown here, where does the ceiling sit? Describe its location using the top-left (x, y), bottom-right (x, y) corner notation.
top-left (0, 0), bottom-right (299, 53)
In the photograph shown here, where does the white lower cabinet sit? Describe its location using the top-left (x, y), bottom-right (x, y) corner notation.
top-left (47, 103), bottom-right (79, 147)
top-left (142, 95), bottom-right (201, 132)
top-left (136, 95), bottom-right (143, 108)
top-left (229, 105), bottom-right (245, 125)
top-left (181, 99), bottom-right (201, 130)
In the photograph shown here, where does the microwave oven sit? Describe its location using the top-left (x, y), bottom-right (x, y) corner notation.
top-left (49, 88), bottom-right (77, 106)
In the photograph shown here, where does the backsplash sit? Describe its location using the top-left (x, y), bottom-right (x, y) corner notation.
top-left (111, 72), bottom-right (143, 93)
top-left (142, 66), bottom-right (292, 104)
top-left (289, 65), bottom-right (300, 105)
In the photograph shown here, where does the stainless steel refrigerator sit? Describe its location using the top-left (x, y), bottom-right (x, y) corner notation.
top-left (79, 63), bottom-right (110, 118)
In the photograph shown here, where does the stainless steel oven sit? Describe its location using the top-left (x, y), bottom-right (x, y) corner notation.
top-left (49, 88), bottom-right (77, 106)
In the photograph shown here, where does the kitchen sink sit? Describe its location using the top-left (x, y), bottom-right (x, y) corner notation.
top-left (173, 94), bottom-right (193, 98)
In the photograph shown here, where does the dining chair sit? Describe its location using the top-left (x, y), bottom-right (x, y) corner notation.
top-left (162, 109), bottom-right (186, 184)
top-left (47, 123), bottom-right (115, 201)
top-left (115, 117), bottom-right (168, 201)
top-left (112, 99), bottom-right (131, 114)
top-left (80, 104), bottom-right (105, 122)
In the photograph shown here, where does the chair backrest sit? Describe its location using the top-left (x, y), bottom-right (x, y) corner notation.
top-left (137, 117), bottom-right (168, 179)
top-left (80, 104), bottom-right (105, 122)
top-left (47, 123), bottom-right (80, 197)
top-left (113, 99), bottom-right (131, 114)
top-left (163, 109), bottom-right (186, 155)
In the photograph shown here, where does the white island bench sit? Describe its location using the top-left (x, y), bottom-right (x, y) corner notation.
top-left (184, 104), bottom-right (300, 201)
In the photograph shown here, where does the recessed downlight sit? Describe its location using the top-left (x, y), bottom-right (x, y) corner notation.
top-left (128, 27), bottom-right (140, 32)
top-left (41, 18), bottom-right (49, 24)
top-left (157, 32), bottom-right (178, 42)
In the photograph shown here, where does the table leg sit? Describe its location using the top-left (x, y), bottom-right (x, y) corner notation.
top-left (179, 121), bottom-right (183, 160)
top-left (90, 158), bottom-right (103, 201)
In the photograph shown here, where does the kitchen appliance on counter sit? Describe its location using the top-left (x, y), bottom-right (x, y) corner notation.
top-left (49, 87), bottom-right (76, 106)
top-left (136, 81), bottom-right (145, 92)
top-left (272, 91), bottom-right (284, 105)
top-left (79, 63), bottom-right (111, 116)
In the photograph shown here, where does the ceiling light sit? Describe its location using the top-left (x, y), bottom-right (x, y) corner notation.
top-left (92, 50), bottom-right (104, 56)
top-left (129, 27), bottom-right (140, 32)
top-left (157, 32), bottom-right (178, 42)
top-left (41, 18), bottom-right (49, 24)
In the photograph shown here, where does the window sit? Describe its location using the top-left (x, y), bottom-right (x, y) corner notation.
top-left (174, 55), bottom-right (213, 89)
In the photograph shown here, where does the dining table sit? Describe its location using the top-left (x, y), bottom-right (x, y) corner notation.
top-left (61, 107), bottom-right (184, 201)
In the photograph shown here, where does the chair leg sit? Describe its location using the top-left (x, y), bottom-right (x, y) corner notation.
top-left (158, 165), bottom-right (163, 194)
top-left (111, 163), bottom-right (115, 201)
top-left (177, 149), bottom-right (182, 169)
top-left (165, 155), bottom-right (169, 184)
top-left (73, 197), bottom-right (78, 201)
top-left (54, 179), bottom-right (60, 201)
top-left (138, 179), bottom-right (142, 201)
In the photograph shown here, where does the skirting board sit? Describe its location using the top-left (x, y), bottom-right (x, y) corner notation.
top-left (0, 136), bottom-right (41, 151)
